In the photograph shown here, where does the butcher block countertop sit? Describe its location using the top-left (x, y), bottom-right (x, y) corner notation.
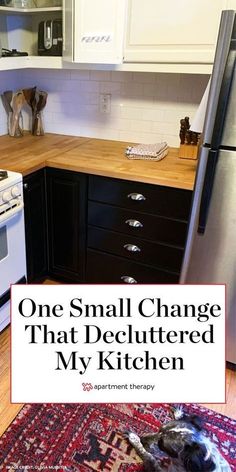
top-left (0, 133), bottom-right (197, 190)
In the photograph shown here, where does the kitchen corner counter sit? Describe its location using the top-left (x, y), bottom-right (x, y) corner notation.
top-left (0, 134), bottom-right (90, 176)
top-left (0, 133), bottom-right (197, 190)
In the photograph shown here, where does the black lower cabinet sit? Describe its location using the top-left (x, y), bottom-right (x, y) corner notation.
top-left (46, 168), bottom-right (87, 282)
top-left (23, 169), bottom-right (48, 282)
top-left (86, 250), bottom-right (179, 284)
top-left (24, 168), bottom-right (191, 285)
top-left (87, 175), bottom-right (192, 284)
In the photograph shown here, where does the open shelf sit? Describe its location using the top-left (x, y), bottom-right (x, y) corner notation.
top-left (0, 55), bottom-right (62, 70)
top-left (0, 5), bottom-right (63, 59)
top-left (0, 6), bottom-right (62, 14)
top-left (0, 55), bottom-right (213, 73)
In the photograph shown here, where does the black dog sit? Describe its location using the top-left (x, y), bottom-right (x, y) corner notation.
top-left (124, 407), bottom-right (231, 472)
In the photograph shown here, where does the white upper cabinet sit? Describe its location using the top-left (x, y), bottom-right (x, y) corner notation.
top-left (124, 0), bottom-right (235, 64)
top-left (65, 0), bottom-right (126, 64)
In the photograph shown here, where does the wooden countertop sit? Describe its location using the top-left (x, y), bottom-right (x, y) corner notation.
top-left (0, 134), bottom-right (90, 176)
top-left (0, 133), bottom-right (197, 190)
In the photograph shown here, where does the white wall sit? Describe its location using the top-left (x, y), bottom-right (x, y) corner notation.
top-left (1, 69), bottom-right (209, 146)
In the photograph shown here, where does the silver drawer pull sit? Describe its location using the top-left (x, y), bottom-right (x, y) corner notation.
top-left (124, 244), bottom-right (141, 253)
top-left (121, 276), bottom-right (137, 284)
top-left (125, 219), bottom-right (143, 228)
top-left (127, 192), bottom-right (146, 201)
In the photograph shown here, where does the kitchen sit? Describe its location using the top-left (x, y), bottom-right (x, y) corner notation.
top-left (0, 1), bottom-right (236, 469)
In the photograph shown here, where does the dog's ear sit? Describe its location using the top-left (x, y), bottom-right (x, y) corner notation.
top-left (181, 443), bottom-right (216, 472)
top-left (184, 414), bottom-right (203, 431)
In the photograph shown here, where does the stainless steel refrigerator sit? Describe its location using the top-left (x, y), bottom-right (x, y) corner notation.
top-left (180, 10), bottom-right (236, 364)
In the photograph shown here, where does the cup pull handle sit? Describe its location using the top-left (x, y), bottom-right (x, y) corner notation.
top-left (121, 276), bottom-right (137, 284)
top-left (125, 219), bottom-right (143, 228)
top-left (124, 244), bottom-right (141, 253)
top-left (127, 192), bottom-right (146, 201)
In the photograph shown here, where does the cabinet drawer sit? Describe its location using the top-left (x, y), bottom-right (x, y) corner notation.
top-left (86, 250), bottom-right (179, 284)
top-left (89, 175), bottom-right (192, 220)
top-left (88, 227), bottom-right (183, 272)
top-left (88, 201), bottom-right (188, 247)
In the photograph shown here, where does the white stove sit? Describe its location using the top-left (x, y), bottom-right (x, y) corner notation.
top-left (0, 169), bottom-right (26, 332)
top-left (0, 170), bottom-right (24, 221)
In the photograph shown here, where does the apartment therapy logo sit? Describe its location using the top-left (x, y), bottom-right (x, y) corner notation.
top-left (11, 284), bottom-right (225, 403)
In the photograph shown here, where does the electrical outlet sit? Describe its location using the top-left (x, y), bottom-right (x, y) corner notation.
top-left (99, 94), bottom-right (111, 114)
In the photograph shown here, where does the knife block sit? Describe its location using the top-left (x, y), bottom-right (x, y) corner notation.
top-left (179, 144), bottom-right (199, 160)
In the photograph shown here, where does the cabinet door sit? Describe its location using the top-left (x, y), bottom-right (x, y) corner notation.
top-left (124, 0), bottom-right (232, 64)
top-left (23, 169), bottom-right (48, 283)
top-left (47, 168), bottom-right (87, 282)
top-left (72, 0), bottom-right (126, 63)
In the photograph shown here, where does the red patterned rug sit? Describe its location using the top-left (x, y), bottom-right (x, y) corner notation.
top-left (0, 403), bottom-right (235, 471)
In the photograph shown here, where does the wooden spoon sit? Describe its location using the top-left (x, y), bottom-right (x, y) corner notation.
top-left (10, 90), bottom-right (26, 137)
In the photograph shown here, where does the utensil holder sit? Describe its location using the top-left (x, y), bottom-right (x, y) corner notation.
top-left (178, 144), bottom-right (199, 160)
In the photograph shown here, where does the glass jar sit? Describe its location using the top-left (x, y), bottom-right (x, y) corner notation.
top-left (34, 0), bottom-right (62, 6)
top-left (4, 0), bottom-right (62, 8)
top-left (11, 0), bottom-right (36, 7)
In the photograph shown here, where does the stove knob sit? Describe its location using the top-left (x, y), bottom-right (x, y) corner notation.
top-left (11, 185), bottom-right (21, 198)
top-left (2, 191), bottom-right (12, 203)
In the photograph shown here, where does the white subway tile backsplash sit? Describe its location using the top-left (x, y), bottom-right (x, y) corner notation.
top-left (143, 83), bottom-right (160, 98)
top-left (142, 108), bottom-right (164, 122)
top-left (79, 80), bottom-right (100, 93)
top-left (130, 119), bottom-right (153, 133)
top-left (45, 122), bottom-right (81, 136)
top-left (121, 81), bottom-right (144, 97)
top-left (162, 134), bottom-right (180, 147)
top-left (49, 91), bottom-right (79, 103)
top-left (0, 68), bottom-right (210, 147)
top-left (117, 106), bottom-right (144, 121)
top-left (132, 72), bottom-right (156, 84)
top-left (121, 96), bottom-right (155, 108)
top-left (97, 118), bottom-right (131, 132)
top-left (35, 69), bottom-right (72, 81)
top-left (119, 130), bottom-right (163, 144)
top-left (163, 107), bottom-right (189, 123)
top-left (90, 70), bottom-right (111, 82)
top-left (70, 70), bottom-right (90, 81)
top-left (78, 126), bottom-right (120, 141)
top-left (100, 81), bottom-right (122, 95)
top-left (111, 71), bottom-right (133, 83)
top-left (153, 120), bottom-right (178, 136)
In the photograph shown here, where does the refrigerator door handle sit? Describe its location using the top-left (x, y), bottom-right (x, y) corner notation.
top-left (198, 150), bottom-right (218, 234)
top-left (202, 10), bottom-right (235, 145)
top-left (211, 46), bottom-right (236, 149)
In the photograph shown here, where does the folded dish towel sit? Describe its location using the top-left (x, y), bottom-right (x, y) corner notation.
top-left (125, 142), bottom-right (168, 161)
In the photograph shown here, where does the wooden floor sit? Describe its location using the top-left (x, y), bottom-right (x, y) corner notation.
top-left (0, 323), bottom-right (236, 437)
top-left (0, 326), bottom-right (23, 437)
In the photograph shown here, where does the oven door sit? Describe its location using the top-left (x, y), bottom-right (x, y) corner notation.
top-left (0, 208), bottom-right (26, 331)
